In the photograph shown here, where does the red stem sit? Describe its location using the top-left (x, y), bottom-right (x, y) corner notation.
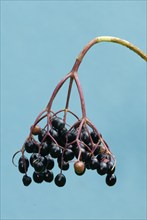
top-left (74, 73), bottom-right (87, 118)
top-left (46, 72), bottom-right (72, 112)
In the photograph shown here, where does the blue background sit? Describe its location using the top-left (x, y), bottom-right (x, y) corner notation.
top-left (1, 1), bottom-right (146, 220)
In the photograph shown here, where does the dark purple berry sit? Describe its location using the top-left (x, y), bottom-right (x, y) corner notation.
top-left (107, 161), bottom-right (115, 174)
top-left (54, 173), bottom-right (66, 187)
top-left (89, 156), bottom-right (99, 170)
top-left (106, 174), bottom-right (117, 186)
top-left (64, 149), bottom-right (74, 161)
top-left (97, 162), bottom-right (108, 175)
top-left (91, 131), bottom-right (99, 143)
top-left (45, 155), bottom-right (55, 170)
top-left (43, 170), bottom-right (54, 182)
top-left (52, 117), bottom-right (65, 130)
top-left (33, 172), bottom-right (44, 183)
top-left (40, 142), bottom-right (50, 156)
top-left (18, 156), bottom-right (29, 173)
top-left (25, 140), bottom-right (38, 153)
top-left (80, 130), bottom-right (90, 144)
top-left (58, 159), bottom-right (69, 171)
top-left (22, 175), bottom-right (32, 186)
top-left (50, 143), bottom-right (61, 158)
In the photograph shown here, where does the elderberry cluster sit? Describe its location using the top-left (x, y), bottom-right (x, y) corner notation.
top-left (14, 115), bottom-right (116, 187)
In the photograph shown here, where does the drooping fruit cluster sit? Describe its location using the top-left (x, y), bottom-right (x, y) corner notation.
top-left (13, 112), bottom-right (116, 187)
top-left (12, 37), bottom-right (120, 188)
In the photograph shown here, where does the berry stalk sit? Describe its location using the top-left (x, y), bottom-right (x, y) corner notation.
top-left (72, 36), bottom-right (147, 72)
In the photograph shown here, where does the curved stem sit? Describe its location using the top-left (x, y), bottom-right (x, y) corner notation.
top-left (72, 36), bottom-right (147, 72)
top-left (63, 77), bottom-right (74, 122)
top-left (46, 72), bottom-right (71, 112)
top-left (74, 73), bottom-right (87, 118)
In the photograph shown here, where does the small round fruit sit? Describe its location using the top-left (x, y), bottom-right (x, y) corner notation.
top-left (54, 173), bottom-right (66, 187)
top-left (44, 170), bottom-right (54, 182)
top-left (97, 162), bottom-right (108, 175)
top-left (105, 174), bottom-right (117, 186)
top-left (33, 172), bottom-right (44, 183)
top-left (32, 125), bottom-right (41, 135)
top-left (74, 161), bottom-right (85, 174)
top-left (22, 175), bottom-right (32, 186)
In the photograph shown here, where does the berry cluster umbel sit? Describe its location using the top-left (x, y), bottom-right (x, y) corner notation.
top-left (13, 111), bottom-right (116, 187)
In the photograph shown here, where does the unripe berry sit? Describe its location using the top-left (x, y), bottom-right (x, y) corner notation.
top-left (32, 125), bottom-right (41, 135)
top-left (74, 161), bottom-right (85, 174)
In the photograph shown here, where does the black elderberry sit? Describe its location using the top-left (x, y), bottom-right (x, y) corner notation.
top-left (58, 159), bottom-right (69, 171)
top-left (30, 153), bottom-right (40, 167)
top-left (18, 156), bottom-right (29, 173)
top-left (74, 144), bottom-right (88, 161)
top-left (50, 128), bottom-right (59, 141)
top-left (91, 131), bottom-right (99, 143)
top-left (54, 173), bottom-right (66, 187)
top-left (67, 129), bottom-right (77, 142)
top-left (89, 156), bottom-right (99, 170)
top-left (45, 155), bottom-right (55, 170)
top-left (40, 142), bottom-right (50, 156)
top-left (80, 130), bottom-right (90, 144)
top-left (52, 117), bottom-right (65, 130)
top-left (107, 161), bottom-right (115, 174)
top-left (19, 156), bottom-right (29, 167)
top-left (63, 148), bottom-right (74, 161)
top-left (97, 162), bottom-right (108, 175)
top-left (33, 172), bottom-right (44, 183)
top-left (22, 174), bottom-right (32, 186)
top-left (58, 127), bottom-right (68, 146)
top-left (38, 129), bottom-right (52, 143)
top-left (105, 174), bottom-right (117, 186)
top-left (43, 170), bottom-right (54, 182)
top-left (50, 143), bottom-right (61, 158)
top-left (33, 160), bottom-right (45, 173)
top-left (25, 140), bottom-right (38, 153)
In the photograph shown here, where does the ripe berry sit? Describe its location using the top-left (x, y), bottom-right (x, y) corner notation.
top-left (97, 162), bottom-right (108, 175)
top-left (54, 173), bottom-right (66, 187)
top-left (74, 144), bottom-right (87, 161)
top-left (19, 156), bottom-right (29, 167)
top-left (105, 174), bottom-right (117, 186)
top-left (107, 161), bottom-right (115, 174)
top-left (89, 156), bottom-right (99, 170)
top-left (40, 142), bottom-right (50, 156)
top-left (33, 172), bottom-right (44, 183)
top-left (43, 170), bottom-right (54, 182)
top-left (50, 128), bottom-right (59, 141)
top-left (25, 140), bottom-right (38, 153)
top-left (32, 125), bottom-right (41, 135)
top-left (33, 155), bottom-right (47, 172)
top-left (18, 156), bottom-right (29, 173)
top-left (30, 153), bottom-right (40, 167)
top-left (50, 143), bottom-right (61, 158)
top-left (33, 161), bottom-right (45, 173)
top-left (45, 155), bottom-right (55, 170)
top-left (58, 159), bottom-right (69, 171)
top-left (80, 130), bottom-right (90, 144)
top-left (74, 161), bottom-right (85, 175)
top-left (67, 129), bottom-right (77, 142)
top-left (22, 174), bottom-right (32, 186)
top-left (91, 131), bottom-right (99, 143)
top-left (52, 117), bottom-right (65, 130)
top-left (58, 127), bottom-right (68, 146)
top-left (63, 149), bottom-right (74, 161)
top-left (38, 129), bottom-right (52, 143)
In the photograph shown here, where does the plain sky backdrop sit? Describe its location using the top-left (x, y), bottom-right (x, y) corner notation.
top-left (1, 1), bottom-right (146, 220)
